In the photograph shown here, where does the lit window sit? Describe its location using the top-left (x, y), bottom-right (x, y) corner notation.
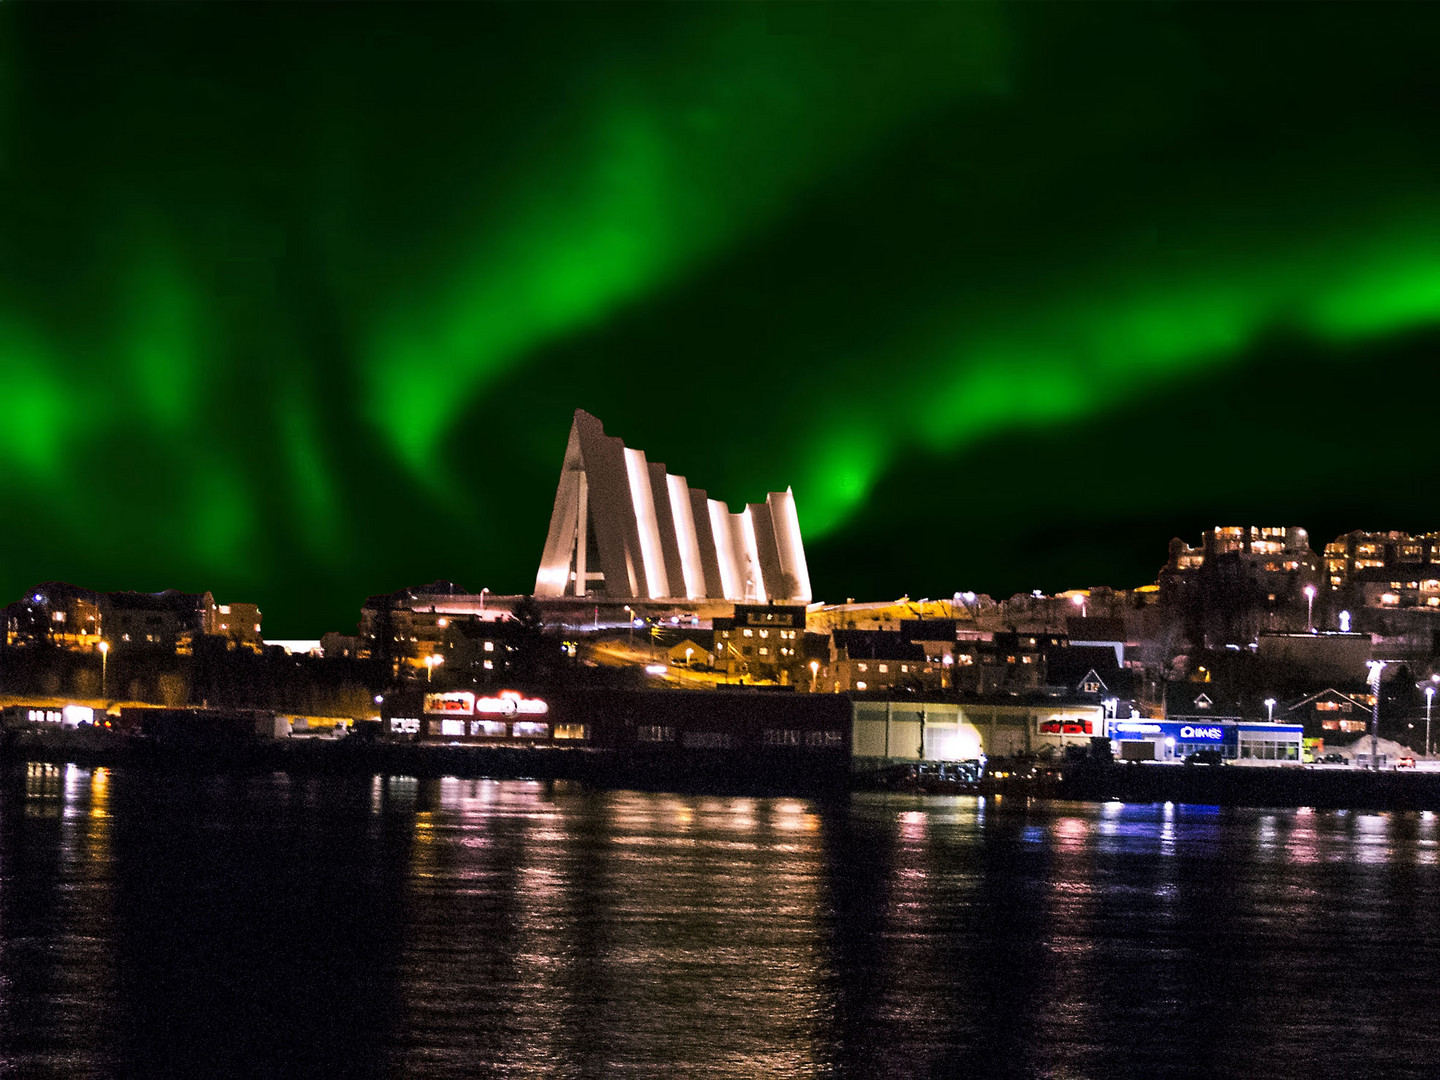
top-left (483, 660), bottom-right (494, 670)
top-left (879, 664), bottom-right (888, 673)
top-left (858, 663), bottom-right (868, 672)
top-left (484, 641), bottom-right (494, 652)
top-left (743, 629), bottom-right (753, 637)
top-left (759, 647), bottom-right (769, 656)
top-left (856, 681), bottom-right (867, 690)
top-left (759, 629), bottom-right (769, 638)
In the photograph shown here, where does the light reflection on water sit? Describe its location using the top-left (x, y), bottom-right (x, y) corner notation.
top-left (3, 772), bottom-right (1440, 1077)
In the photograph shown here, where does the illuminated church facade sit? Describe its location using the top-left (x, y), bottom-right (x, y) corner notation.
top-left (534, 410), bottom-right (811, 604)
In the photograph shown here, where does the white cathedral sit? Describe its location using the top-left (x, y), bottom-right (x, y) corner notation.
top-left (534, 410), bottom-right (811, 604)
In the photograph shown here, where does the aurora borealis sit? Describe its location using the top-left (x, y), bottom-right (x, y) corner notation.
top-left (5, 4), bottom-right (1440, 635)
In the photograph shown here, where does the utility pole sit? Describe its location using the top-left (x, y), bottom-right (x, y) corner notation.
top-left (1368, 661), bottom-right (1386, 770)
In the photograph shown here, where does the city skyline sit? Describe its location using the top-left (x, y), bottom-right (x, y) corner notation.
top-left (5, 5), bottom-right (1440, 635)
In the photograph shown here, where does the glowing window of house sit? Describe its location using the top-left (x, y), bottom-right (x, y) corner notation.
top-left (759, 629), bottom-right (769, 638)
top-left (759, 647), bottom-right (768, 656)
top-left (878, 664), bottom-right (888, 673)
top-left (856, 681), bottom-right (867, 690)
top-left (483, 660), bottom-right (494, 670)
top-left (484, 641), bottom-right (494, 651)
top-left (1382, 593), bottom-right (1400, 606)
top-left (857, 663), bottom-right (868, 672)
top-left (743, 629), bottom-right (753, 637)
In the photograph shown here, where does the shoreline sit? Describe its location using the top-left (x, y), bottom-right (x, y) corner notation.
top-left (9, 730), bottom-right (1440, 809)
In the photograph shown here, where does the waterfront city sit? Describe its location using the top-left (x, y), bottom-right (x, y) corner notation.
top-left (9, 5), bottom-right (1440, 1075)
top-left (6, 413), bottom-right (1440, 806)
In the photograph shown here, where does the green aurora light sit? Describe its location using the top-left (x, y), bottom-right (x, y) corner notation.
top-left (4, 3), bottom-right (1440, 634)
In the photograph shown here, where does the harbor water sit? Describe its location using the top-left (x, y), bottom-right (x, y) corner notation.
top-left (2, 764), bottom-right (1439, 1078)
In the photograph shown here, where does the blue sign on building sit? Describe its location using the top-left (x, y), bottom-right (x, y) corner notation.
top-left (1110, 720), bottom-right (1224, 743)
top-left (1110, 719), bottom-right (1304, 761)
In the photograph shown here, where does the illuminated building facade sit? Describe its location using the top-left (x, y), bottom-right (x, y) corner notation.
top-left (534, 410), bottom-right (811, 603)
top-left (1165, 526), bottom-right (1320, 580)
top-left (357, 581), bottom-right (520, 678)
top-left (714, 603), bottom-right (808, 684)
top-left (1323, 530), bottom-right (1440, 607)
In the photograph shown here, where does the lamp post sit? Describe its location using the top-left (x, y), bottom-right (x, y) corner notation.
top-left (1265, 697), bottom-right (1276, 723)
top-left (1304, 584), bottom-right (1316, 632)
top-left (809, 659), bottom-right (820, 692)
top-left (99, 640), bottom-right (109, 699)
top-left (1426, 682), bottom-right (1436, 757)
top-left (1367, 660), bottom-right (1386, 770)
top-left (685, 647), bottom-right (694, 670)
top-left (480, 587), bottom-right (488, 614)
top-left (624, 606), bottom-right (633, 646)
top-left (425, 654), bottom-right (443, 683)
top-left (1072, 593), bottom-right (1086, 619)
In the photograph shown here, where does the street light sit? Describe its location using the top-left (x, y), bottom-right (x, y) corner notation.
top-left (425, 654), bottom-right (443, 683)
top-left (1426, 681), bottom-right (1436, 757)
top-left (1304, 585), bottom-right (1316, 632)
top-left (481, 587), bottom-right (488, 614)
top-left (1367, 660), bottom-right (1386, 770)
top-left (1072, 593), bottom-right (1087, 619)
top-left (809, 659), bottom-right (820, 692)
top-left (685, 646), bottom-right (694, 670)
top-left (624, 606), bottom-right (633, 646)
top-left (1265, 697), bottom-right (1276, 723)
top-left (98, 640), bottom-right (109, 699)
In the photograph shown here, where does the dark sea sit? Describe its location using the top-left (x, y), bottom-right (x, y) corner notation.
top-left (2, 763), bottom-right (1438, 1079)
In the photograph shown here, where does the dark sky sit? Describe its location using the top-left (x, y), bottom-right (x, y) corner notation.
top-left (4, 3), bottom-right (1440, 636)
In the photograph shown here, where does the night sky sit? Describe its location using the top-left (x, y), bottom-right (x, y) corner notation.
top-left (4, 4), bottom-right (1440, 636)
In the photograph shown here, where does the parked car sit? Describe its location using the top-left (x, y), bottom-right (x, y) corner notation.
top-left (1184, 749), bottom-right (1225, 767)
